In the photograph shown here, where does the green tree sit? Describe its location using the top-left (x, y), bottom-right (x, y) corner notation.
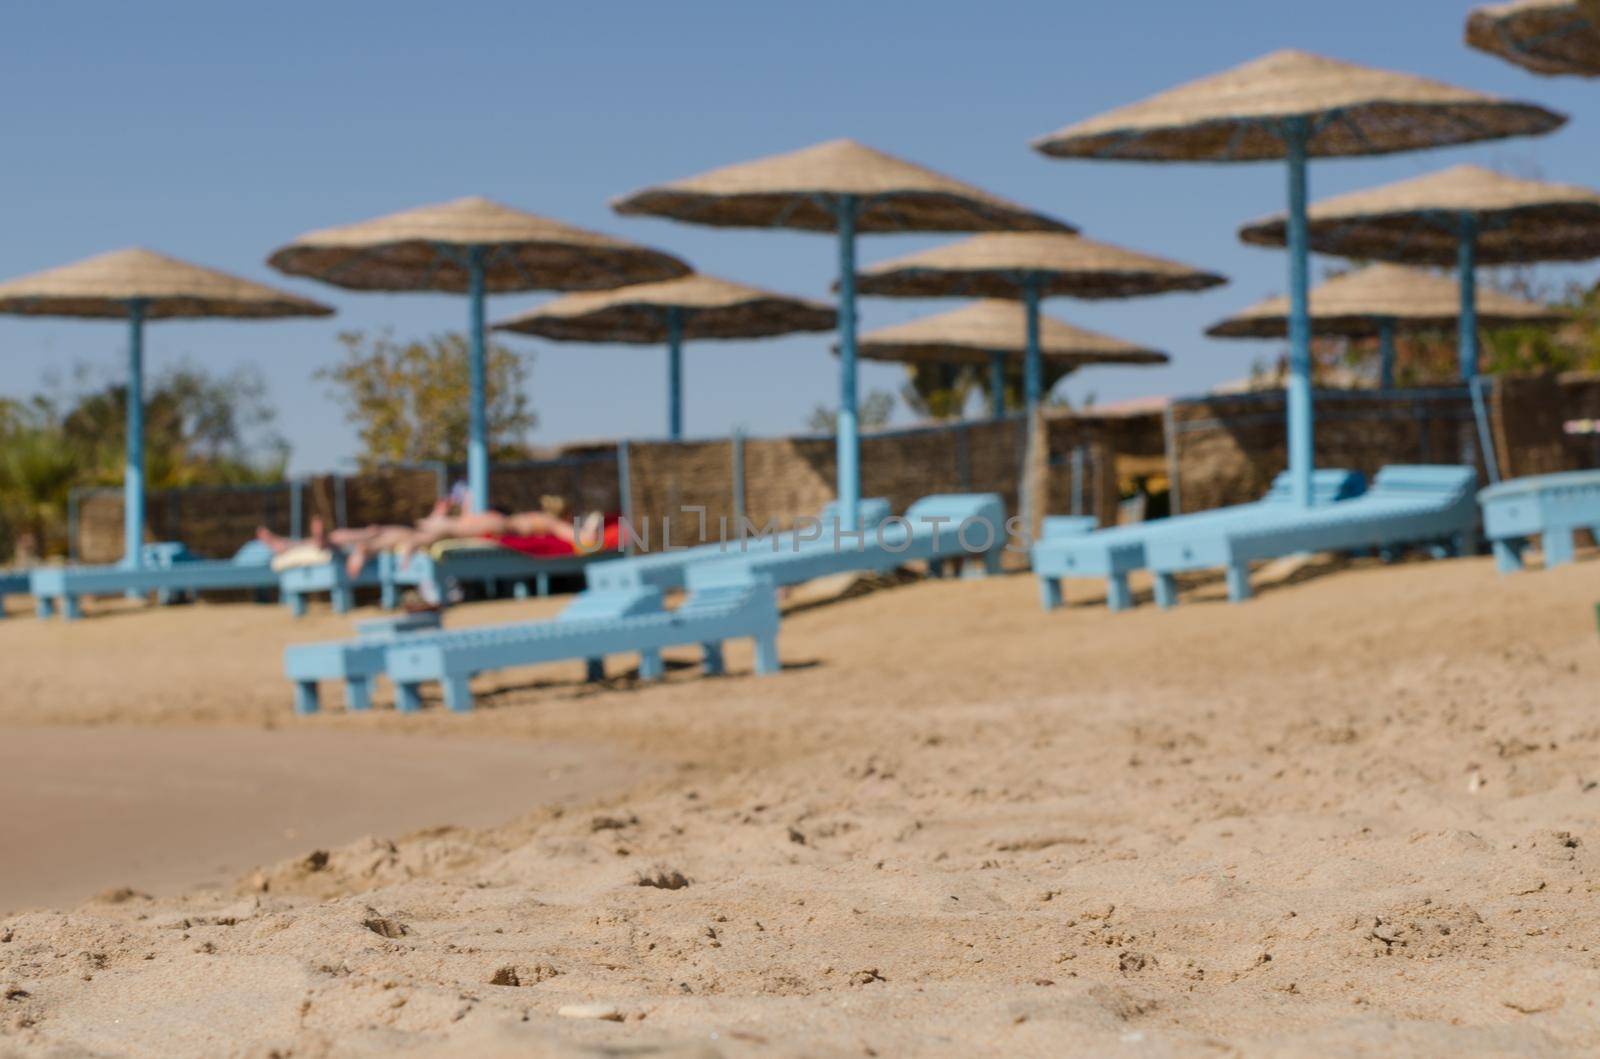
top-left (899, 363), bottom-right (976, 420)
top-left (806, 389), bottom-right (896, 433)
top-left (318, 330), bottom-right (537, 468)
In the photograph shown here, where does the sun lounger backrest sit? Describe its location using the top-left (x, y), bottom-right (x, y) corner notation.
top-left (818, 497), bottom-right (891, 529)
top-left (1260, 469), bottom-right (1367, 506)
top-left (1369, 465), bottom-right (1477, 501)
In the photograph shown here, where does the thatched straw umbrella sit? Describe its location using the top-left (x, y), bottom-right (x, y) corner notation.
top-left (854, 300), bottom-right (1168, 419)
top-left (1207, 263), bottom-right (1563, 387)
top-left (853, 232), bottom-right (1221, 421)
top-left (1031, 49), bottom-right (1564, 506)
top-left (493, 274), bottom-right (834, 439)
top-left (1467, 0), bottom-right (1600, 77)
top-left (612, 138), bottom-right (1072, 528)
top-left (268, 197), bottom-right (688, 511)
top-left (0, 248), bottom-right (333, 567)
top-left (1238, 166), bottom-right (1600, 379)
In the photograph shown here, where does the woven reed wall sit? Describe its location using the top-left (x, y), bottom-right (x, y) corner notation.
top-left (1169, 388), bottom-right (1483, 513)
top-left (76, 485), bottom-right (297, 564)
top-left (72, 450), bottom-right (625, 562)
top-left (1493, 372), bottom-right (1600, 478)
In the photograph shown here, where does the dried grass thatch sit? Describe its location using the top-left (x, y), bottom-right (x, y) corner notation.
top-left (1206, 263), bottom-right (1563, 339)
top-left (853, 300), bottom-right (1169, 367)
top-left (0, 248), bottom-right (333, 320)
top-left (1466, 0), bottom-right (1600, 77)
top-left (854, 232), bottom-right (1225, 300)
top-left (493, 274), bottom-right (835, 343)
top-left (612, 139), bottom-right (1073, 234)
top-left (268, 197), bottom-right (689, 294)
top-left (1238, 165), bottom-right (1600, 265)
top-left (1031, 49), bottom-right (1565, 162)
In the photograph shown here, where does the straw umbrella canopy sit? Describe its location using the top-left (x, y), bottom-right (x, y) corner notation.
top-left (854, 300), bottom-right (1168, 420)
top-left (1031, 49), bottom-right (1565, 506)
top-left (0, 248), bottom-right (333, 567)
top-left (493, 274), bottom-right (835, 439)
top-left (853, 232), bottom-right (1222, 420)
top-left (1237, 165), bottom-right (1600, 443)
top-left (612, 138), bottom-right (1073, 528)
top-left (1207, 263), bottom-right (1564, 387)
top-left (268, 196), bottom-right (689, 511)
top-left (1467, 0), bottom-right (1600, 77)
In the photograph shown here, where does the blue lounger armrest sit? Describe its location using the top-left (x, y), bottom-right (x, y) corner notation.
top-left (1144, 465), bottom-right (1477, 608)
top-left (1479, 470), bottom-right (1600, 573)
top-left (1032, 469), bottom-right (1366, 613)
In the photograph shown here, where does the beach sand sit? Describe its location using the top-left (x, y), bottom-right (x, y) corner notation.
top-left (2, 555), bottom-right (1600, 1055)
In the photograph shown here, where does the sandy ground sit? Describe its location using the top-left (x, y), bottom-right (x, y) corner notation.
top-left (2, 554), bottom-right (1600, 1056)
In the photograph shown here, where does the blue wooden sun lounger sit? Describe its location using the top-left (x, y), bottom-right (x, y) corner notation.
top-left (692, 494), bottom-right (1008, 587)
top-left (0, 571), bottom-right (30, 618)
top-left (1478, 470), bottom-right (1600, 573)
top-left (382, 565), bottom-right (780, 713)
top-left (31, 540), bottom-right (279, 621)
top-left (1143, 465), bottom-right (1478, 607)
top-left (283, 610), bottom-right (443, 714)
top-left (280, 544), bottom-right (623, 617)
top-left (1033, 470), bottom-right (1367, 612)
top-left (278, 552), bottom-right (385, 617)
top-left (584, 498), bottom-right (894, 592)
top-left (383, 545), bottom-right (620, 607)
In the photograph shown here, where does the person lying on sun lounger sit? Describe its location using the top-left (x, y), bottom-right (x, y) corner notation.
top-left (256, 502), bottom-right (614, 578)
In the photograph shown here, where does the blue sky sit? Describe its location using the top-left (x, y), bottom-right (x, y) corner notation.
top-left (2, 0), bottom-right (1595, 473)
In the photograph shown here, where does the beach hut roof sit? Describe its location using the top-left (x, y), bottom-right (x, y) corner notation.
top-left (852, 300), bottom-right (1169, 367)
top-left (1238, 165), bottom-right (1600, 266)
top-left (0, 248), bottom-right (333, 321)
top-left (1030, 49), bottom-right (1566, 162)
top-left (853, 232), bottom-right (1226, 300)
top-left (612, 138), bottom-right (1074, 234)
top-left (267, 196), bottom-right (689, 294)
top-left (493, 274), bottom-right (835, 343)
top-left (1466, 0), bottom-right (1600, 77)
top-left (1206, 263), bottom-right (1564, 339)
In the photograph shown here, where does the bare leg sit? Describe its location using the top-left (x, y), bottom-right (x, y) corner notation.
top-left (255, 526), bottom-right (295, 555)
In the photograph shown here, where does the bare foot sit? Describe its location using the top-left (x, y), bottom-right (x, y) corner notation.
top-left (576, 512), bottom-right (604, 553)
top-left (255, 527), bottom-right (291, 555)
top-left (345, 544), bottom-right (370, 579)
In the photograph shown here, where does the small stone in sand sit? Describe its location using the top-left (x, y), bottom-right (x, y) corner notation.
top-left (558, 1002), bottom-right (625, 1022)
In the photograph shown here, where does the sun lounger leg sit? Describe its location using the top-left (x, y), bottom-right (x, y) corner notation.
top-left (395, 683), bottom-right (424, 713)
top-left (1153, 573), bottom-right (1178, 610)
top-left (1492, 539), bottom-right (1525, 574)
top-left (1225, 562), bottom-right (1253, 603)
top-left (983, 548), bottom-right (1003, 576)
top-left (35, 596), bottom-right (54, 619)
top-left (63, 594), bottom-right (82, 621)
top-left (537, 571), bottom-right (551, 596)
top-left (639, 649), bottom-right (665, 681)
top-left (928, 558), bottom-right (946, 579)
top-left (285, 591), bottom-right (306, 618)
top-left (585, 658), bottom-right (605, 682)
top-left (1037, 577), bottom-right (1062, 611)
top-left (486, 579), bottom-right (499, 600)
top-left (441, 676), bottom-right (473, 713)
top-left (331, 587), bottom-right (353, 614)
top-left (380, 580), bottom-right (397, 610)
top-left (754, 633), bottom-right (781, 675)
top-left (293, 681), bottom-right (320, 716)
top-left (1107, 573), bottom-right (1133, 613)
top-left (701, 642), bottom-right (725, 676)
top-left (1544, 529), bottom-right (1576, 569)
top-left (512, 580), bottom-right (530, 600)
top-left (344, 677), bottom-right (372, 712)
